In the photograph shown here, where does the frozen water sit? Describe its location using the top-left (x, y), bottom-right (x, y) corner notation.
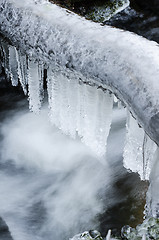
top-left (28, 59), bottom-right (44, 113)
top-left (1, 0), bottom-right (159, 226)
top-left (9, 46), bottom-right (19, 86)
top-left (0, 41), bottom-right (10, 79)
top-left (47, 67), bottom-right (113, 156)
top-left (146, 147), bottom-right (159, 218)
top-left (16, 50), bottom-right (28, 95)
top-left (0, 0), bottom-right (159, 148)
top-left (124, 111), bottom-right (157, 180)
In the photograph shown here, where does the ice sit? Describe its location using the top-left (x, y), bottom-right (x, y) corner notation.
top-left (1, 0), bottom-right (159, 227)
top-left (16, 50), bottom-right (28, 95)
top-left (0, 41), bottom-right (10, 79)
top-left (47, 67), bottom-right (113, 156)
top-left (8, 46), bottom-right (19, 86)
top-left (1, 0), bottom-right (159, 148)
top-left (145, 147), bottom-right (159, 218)
top-left (0, 0), bottom-right (159, 158)
top-left (28, 59), bottom-right (44, 113)
top-left (77, 84), bottom-right (113, 156)
top-left (106, 229), bottom-right (111, 240)
top-left (124, 111), bottom-right (157, 180)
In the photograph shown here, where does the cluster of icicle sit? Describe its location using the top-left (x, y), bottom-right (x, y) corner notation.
top-left (0, 41), bottom-right (113, 157)
top-left (0, 40), bottom-right (157, 181)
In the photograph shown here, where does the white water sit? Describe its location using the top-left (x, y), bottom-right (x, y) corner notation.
top-left (0, 102), bottom-right (127, 240)
top-left (1, 0), bottom-right (159, 236)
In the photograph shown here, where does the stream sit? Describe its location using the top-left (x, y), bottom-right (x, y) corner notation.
top-left (0, 72), bottom-right (147, 239)
top-left (0, 1), bottom-right (158, 239)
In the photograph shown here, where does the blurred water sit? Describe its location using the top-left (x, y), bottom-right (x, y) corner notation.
top-left (0, 78), bottom-right (148, 240)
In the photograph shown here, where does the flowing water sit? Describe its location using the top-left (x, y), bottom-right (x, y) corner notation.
top-left (0, 71), bottom-right (148, 240)
top-left (0, 0), bottom-right (158, 239)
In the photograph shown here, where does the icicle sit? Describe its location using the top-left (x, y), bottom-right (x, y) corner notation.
top-left (76, 82), bottom-right (87, 138)
top-left (8, 46), bottom-right (19, 86)
top-left (28, 59), bottom-right (44, 113)
top-left (15, 50), bottom-right (28, 95)
top-left (80, 84), bottom-right (98, 147)
top-left (142, 134), bottom-right (157, 180)
top-left (94, 89), bottom-right (113, 156)
top-left (47, 68), bottom-right (113, 156)
top-left (67, 73), bottom-right (78, 139)
top-left (145, 147), bottom-right (159, 218)
top-left (124, 111), bottom-right (145, 179)
top-left (106, 229), bottom-right (111, 240)
top-left (58, 73), bottom-right (71, 134)
top-left (123, 111), bottom-right (156, 180)
top-left (114, 96), bottom-right (118, 103)
top-left (77, 84), bottom-right (113, 156)
top-left (142, 234), bottom-right (146, 240)
top-left (76, 83), bottom-right (113, 156)
top-left (1, 42), bottom-right (10, 79)
top-left (38, 61), bottom-right (44, 101)
top-left (47, 68), bottom-right (61, 128)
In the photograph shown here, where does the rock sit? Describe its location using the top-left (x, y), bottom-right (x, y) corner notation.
top-left (130, 0), bottom-right (159, 14)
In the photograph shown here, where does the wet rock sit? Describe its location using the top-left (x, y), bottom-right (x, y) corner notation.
top-left (105, 7), bottom-right (159, 43)
top-left (50, 0), bottom-right (128, 21)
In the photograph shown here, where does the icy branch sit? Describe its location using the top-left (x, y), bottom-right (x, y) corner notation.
top-left (0, 0), bottom-right (159, 148)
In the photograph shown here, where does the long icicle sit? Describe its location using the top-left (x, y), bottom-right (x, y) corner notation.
top-left (28, 59), bottom-right (44, 113)
top-left (8, 45), bottom-right (19, 86)
top-left (16, 50), bottom-right (28, 95)
top-left (124, 111), bottom-right (156, 180)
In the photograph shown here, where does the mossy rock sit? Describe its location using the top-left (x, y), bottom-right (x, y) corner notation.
top-left (51, 0), bottom-right (129, 22)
